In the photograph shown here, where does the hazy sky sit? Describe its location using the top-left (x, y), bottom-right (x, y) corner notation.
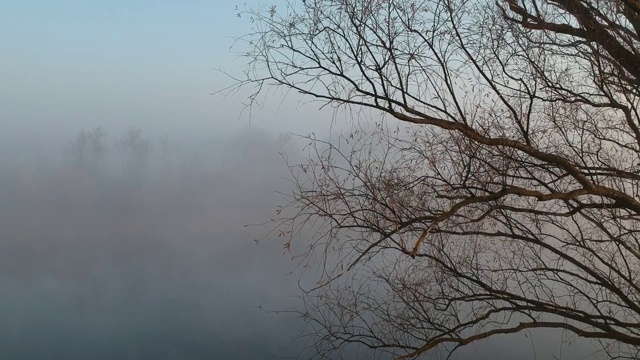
top-left (0, 0), bottom-right (327, 140)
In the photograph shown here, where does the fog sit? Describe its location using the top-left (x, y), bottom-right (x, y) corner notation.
top-left (0, 0), bottom-right (618, 356)
top-left (0, 126), bottom-right (310, 359)
top-left (0, 124), bottom-right (607, 359)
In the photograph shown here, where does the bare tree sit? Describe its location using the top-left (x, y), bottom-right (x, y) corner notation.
top-left (65, 127), bottom-right (107, 173)
top-left (117, 127), bottom-right (151, 179)
top-left (233, 0), bottom-right (640, 358)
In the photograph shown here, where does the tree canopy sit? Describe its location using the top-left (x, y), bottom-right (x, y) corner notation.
top-left (235, 0), bottom-right (640, 358)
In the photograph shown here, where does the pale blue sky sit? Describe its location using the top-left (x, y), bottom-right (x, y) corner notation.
top-left (0, 0), bottom-right (320, 141)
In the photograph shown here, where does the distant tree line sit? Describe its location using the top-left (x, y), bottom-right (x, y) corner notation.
top-left (64, 127), bottom-right (153, 179)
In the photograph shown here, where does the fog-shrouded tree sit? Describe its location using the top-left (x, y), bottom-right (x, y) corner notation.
top-left (117, 127), bottom-right (152, 179)
top-left (65, 127), bottom-right (107, 173)
top-left (232, 0), bottom-right (640, 358)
